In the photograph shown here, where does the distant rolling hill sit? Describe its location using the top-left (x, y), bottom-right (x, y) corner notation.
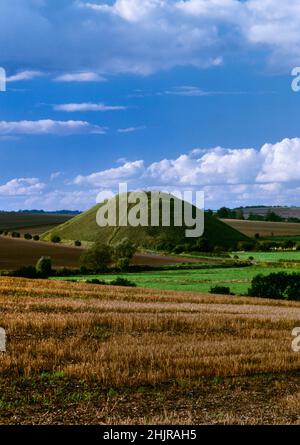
top-left (42, 193), bottom-right (249, 249)
top-left (0, 212), bottom-right (74, 232)
top-left (222, 218), bottom-right (300, 238)
top-left (237, 206), bottom-right (300, 219)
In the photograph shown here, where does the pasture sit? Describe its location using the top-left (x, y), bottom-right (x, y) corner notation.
top-left (53, 265), bottom-right (300, 295)
top-left (1, 277), bottom-right (300, 424)
top-left (232, 251), bottom-right (300, 263)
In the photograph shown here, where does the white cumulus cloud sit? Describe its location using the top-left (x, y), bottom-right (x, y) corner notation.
top-left (54, 103), bottom-right (127, 112)
top-left (0, 120), bottom-right (106, 135)
top-left (0, 178), bottom-right (45, 196)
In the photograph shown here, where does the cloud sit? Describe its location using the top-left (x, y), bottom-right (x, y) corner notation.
top-left (0, 178), bottom-right (45, 196)
top-left (6, 70), bottom-right (45, 82)
top-left (0, 120), bottom-right (106, 135)
top-left (165, 86), bottom-right (215, 97)
top-left (79, 0), bottom-right (164, 22)
top-left (54, 103), bottom-right (127, 112)
top-left (74, 160), bottom-right (145, 187)
top-left (0, 0), bottom-right (299, 75)
top-left (164, 86), bottom-right (256, 97)
top-left (5, 137), bottom-right (300, 210)
top-left (23, 189), bottom-right (97, 212)
top-left (54, 72), bottom-right (106, 82)
top-left (69, 137), bottom-right (300, 208)
top-left (257, 138), bottom-right (300, 183)
top-left (147, 147), bottom-right (260, 186)
top-left (117, 126), bottom-right (145, 133)
top-left (50, 172), bottom-right (62, 181)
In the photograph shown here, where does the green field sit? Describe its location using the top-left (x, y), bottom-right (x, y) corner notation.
top-left (52, 264), bottom-right (300, 295)
top-left (232, 251), bottom-right (300, 262)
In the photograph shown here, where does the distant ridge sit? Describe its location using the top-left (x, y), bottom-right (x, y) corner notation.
top-left (10, 210), bottom-right (81, 215)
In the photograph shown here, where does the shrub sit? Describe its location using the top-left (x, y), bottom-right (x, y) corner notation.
top-left (209, 286), bottom-right (232, 295)
top-left (10, 266), bottom-right (37, 278)
top-left (36, 256), bottom-right (52, 278)
top-left (110, 277), bottom-right (136, 287)
top-left (194, 237), bottom-right (213, 253)
top-left (24, 233), bottom-right (32, 240)
top-left (51, 235), bottom-right (61, 243)
top-left (74, 240), bottom-right (82, 247)
top-left (33, 235), bottom-right (40, 241)
top-left (172, 244), bottom-right (186, 254)
top-left (248, 272), bottom-right (300, 301)
top-left (237, 241), bottom-right (255, 251)
top-left (11, 231), bottom-right (20, 238)
top-left (282, 240), bottom-right (296, 249)
top-left (85, 278), bottom-right (106, 285)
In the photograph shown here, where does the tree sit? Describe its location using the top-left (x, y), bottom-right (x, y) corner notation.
top-left (112, 238), bottom-right (136, 270)
top-left (74, 240), bottom-right (82, 247)
top-left (51, 235), bottom-right (61, 243)
top-left (24, 233), bottom-right (32, 240)
top-left (36, 256), bottom-right (52, 277)
top-left (248, 272), bottom-right (300, 300)
top-left (80, 242), bottom-right (112, 271)
top-left (265, 211), bottom-right (283, 222)
top-left (216, 207), bottom-right (231, 219)
top-left (194, 237), bottom-right (212, 252)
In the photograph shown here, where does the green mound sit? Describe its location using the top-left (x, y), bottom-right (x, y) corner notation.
top-left (42, 192), bottom-right (249, 249)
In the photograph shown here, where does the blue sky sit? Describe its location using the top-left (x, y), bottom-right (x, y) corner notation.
top-left (1, 0), bottom-right (300, 210)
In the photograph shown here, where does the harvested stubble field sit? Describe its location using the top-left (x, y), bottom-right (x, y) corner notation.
top-left (2, 277), bottom-right (300, 424)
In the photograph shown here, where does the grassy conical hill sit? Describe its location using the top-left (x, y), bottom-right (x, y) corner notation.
top-left (42, 192), bottom-right (249, 249)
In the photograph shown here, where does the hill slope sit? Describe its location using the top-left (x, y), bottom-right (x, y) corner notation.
top-left (42, 193), bottom-right (249, 249)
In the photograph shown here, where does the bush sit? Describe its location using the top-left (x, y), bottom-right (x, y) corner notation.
top-left (10, 231), bottom-right (20, 238)
top-left (110, 277), bottom-right (136, 287)
top-left (237, 241), bottom-right (256, 251)
top-left (36, 256), bottom-right (52, 277)
top-left (51, 235), bottom-right (61, 243)
top-left (85, 278), bottom-right (106, 285)
top-left (24, 233), bottom-right (32, 240)
top-left (33, 235), bottom-right (40, 241)
top-left (209, 286), bottom-right (232, 295)
top-left (248, 272), bottom-right (300, 301)
top-left (80, 242), bottom-right (112, 272)
top-left (172, 244), bottom-right (186, 254)
top-left (10, 266), bottom-right (37, 278)
top-left (194, 237), bottom-right (213, 253)
top-left (74, 240), bottom-right (82, 247)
